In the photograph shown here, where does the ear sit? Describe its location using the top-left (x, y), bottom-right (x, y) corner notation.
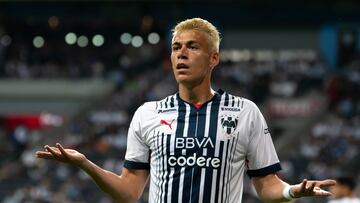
top-left (209, 52), bottom-right (220, 70)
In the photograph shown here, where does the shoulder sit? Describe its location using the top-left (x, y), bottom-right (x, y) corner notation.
top-left (133, 101), bottom-right (158, 120)
top-left (241, 98), bottom-right (259, 111)
top-left (138, 101), bottom-right (158, 111)
top-left (225, 92), bottom-right (259, 112)
top-left (135, 94), bottom-right (176, 116)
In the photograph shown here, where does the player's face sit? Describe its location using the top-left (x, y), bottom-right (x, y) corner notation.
top-left (171, 29), bottom-right (219, 87)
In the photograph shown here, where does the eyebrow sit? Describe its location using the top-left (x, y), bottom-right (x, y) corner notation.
top-left (172, 40), bottom-right (200, 47)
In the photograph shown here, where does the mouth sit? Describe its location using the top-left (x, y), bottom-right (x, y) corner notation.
top-left (176, 63), bottom-right (189, 70)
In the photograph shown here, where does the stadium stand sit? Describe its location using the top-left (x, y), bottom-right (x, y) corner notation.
top-left (0, 2), bottom-right (359, 203)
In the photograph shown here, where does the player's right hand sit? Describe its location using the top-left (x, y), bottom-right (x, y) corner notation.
top-left (35, 143), bottom-right (86, 167)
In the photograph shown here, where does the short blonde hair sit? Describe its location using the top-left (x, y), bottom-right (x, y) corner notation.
top-left (172, 18), bottom-right (221, 52)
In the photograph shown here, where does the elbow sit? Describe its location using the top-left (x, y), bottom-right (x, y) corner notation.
top-left (257, 191), bottom-right (288, 203)
top-left (113, 187), bottom-right (143, 203)
top-left (258, 195), bottom-right (289, 203)
top-left (133, 189), bottom-right (144, 201)
top-left (113, 195), bottom-right (138, 203)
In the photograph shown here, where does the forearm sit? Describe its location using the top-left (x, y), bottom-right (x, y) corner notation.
top-left (36, 144), bottom-right (148, 202)
top-left (79, 159), bottom-right (139, 202)
top-left (253, 174), bottom-right (291, 203)
top-left (253, 174), bottom-right (336, 202)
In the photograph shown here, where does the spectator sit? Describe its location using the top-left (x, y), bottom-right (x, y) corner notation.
top-left (328, 176), bottom-right (360, 203)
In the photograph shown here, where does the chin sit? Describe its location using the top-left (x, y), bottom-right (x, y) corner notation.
top-left (176, 78), bottom-right (188, 84)
top-left (175, 77), bottom-right (192, 85)
top-left (177, 79), bottom-right (202, 89)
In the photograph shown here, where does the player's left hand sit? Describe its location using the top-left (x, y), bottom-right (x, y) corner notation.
top-left (291, 179), bottom-right (336, 198)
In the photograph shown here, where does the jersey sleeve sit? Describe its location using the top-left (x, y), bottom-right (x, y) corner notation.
top-left (246, 103), bottom-right (281, 177)
top-left (124, 105), bottom-right (150, 170)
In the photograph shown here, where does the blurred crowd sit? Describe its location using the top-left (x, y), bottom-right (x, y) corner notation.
top-left (290, 59), bottom-right (360, 203)
top-left (0, 27), bottom-right (167, 89)
top-left (0, 33), bottom-right (170, 202)
top-left (1, 31), bottom-right (360, 203)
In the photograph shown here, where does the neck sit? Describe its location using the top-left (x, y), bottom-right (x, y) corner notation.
top-left (178, 82), bottom-right (215, 105)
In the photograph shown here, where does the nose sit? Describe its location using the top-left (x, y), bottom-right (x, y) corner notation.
top-left (177, 46), bottom-right (188, 59)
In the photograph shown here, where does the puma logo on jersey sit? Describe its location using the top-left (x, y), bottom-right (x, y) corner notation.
top-left (160, 119), bottom-right (175, 129)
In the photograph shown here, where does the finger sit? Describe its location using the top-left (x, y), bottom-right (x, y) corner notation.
top-left (301, 179), bottom-right (308, 192)
top-left (46, 146), bottom-right (61, 154)
top-left (45, 145), bottom-right (63, 160)
top-left (317, 179), bottom-right (337, 187)
top-left (313, 188), bottom-right (332, 196)
top-left (308, 182), bottom-right (316, 192)
top-left (56, 143), bottom-right (69, 159)
top-left (44, 145), bottom-right (57, 152)
top-left (35, 151), bottom-right (56, 159)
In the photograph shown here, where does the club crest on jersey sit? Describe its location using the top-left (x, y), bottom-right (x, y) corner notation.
top-left (220, 115), bottom-right (238, 138)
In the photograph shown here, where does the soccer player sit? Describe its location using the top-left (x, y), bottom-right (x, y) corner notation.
top-left (328, 177), bottom-right (360, 203)
top-left (36, 18), bottom-right (336, 203)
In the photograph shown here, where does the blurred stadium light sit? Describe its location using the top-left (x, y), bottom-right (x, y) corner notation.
top-left (77, 35), bottom-right (89, 47)
top-left (32, 36), bottom-right (45, 48)
top-left (92, 34), bottom-right (105, 47)
top-left (131, 35), bottom-right (143, 47)
top-left (148, 32), bottom-right (160, 44)
top-left (120, 32), bottom-right (132, 44)
top-left (65, 32), bottom-right (77, 45)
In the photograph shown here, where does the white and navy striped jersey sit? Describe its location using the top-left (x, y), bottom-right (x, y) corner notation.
top-left (124, 89), bottom-right (281, 203)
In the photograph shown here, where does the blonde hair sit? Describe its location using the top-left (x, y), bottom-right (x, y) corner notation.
top-left (172, 18), bottom-right (221, 52)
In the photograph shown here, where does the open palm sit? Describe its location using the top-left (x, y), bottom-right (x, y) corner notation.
top-left (292, 179), bottom-right (336, 198)
top-left (36, 143), bottom-right (86, 167)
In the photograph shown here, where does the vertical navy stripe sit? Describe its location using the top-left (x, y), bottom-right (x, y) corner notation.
top-left (231, 96), bottom-right (235, 107)
top-left (161, 133), bottom-right (168, 203)
top-left (225, 137), bottom-right (236, 203)
top-left (221, 140), bottom-right (231, 203)
top-left (227, 134), bottom-right (239, 203)
top-left (190, 105), bottom-right (207, 202)
top-left (241, 99), bottom-right (244, 108)
top-left (164, 133), bottom-right (171, 203)
top-left (159, 131), bottom-right (165, 203)
top-left (154, 131), bottom-right (160, 202)
top-left (224, 93), bottom-right (229, 106)
top-left (202, 95), bottom-right (221, 203)
top-left (170, 96), bottom-right (175, 108)
top-left (159, 132), bottom-right (164, 202)
top-left (165, 98), bottom-right (168, 108)
top-left (214, 141), bottom-right (224, 203)
top-left (171, 98), bottom-right (186, 203)
top-left (182, 106), bottom-right (197, 202)
top-left (237, 98), bottom-right (240, 107)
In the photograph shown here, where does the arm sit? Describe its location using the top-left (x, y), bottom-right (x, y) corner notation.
top-left (36, 143), bottom-right (149, 203)
top-left (252, 174), bottom-right (290, 203)
top-left (79, 159), bottom-right (149, 202)
top-left (245, 103), bottom-right (336, 202)
top-left (252, 173), bottom-right (336, 203)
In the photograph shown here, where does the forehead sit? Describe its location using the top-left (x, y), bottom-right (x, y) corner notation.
top-left (172, 29), bottom-right (208, 44)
